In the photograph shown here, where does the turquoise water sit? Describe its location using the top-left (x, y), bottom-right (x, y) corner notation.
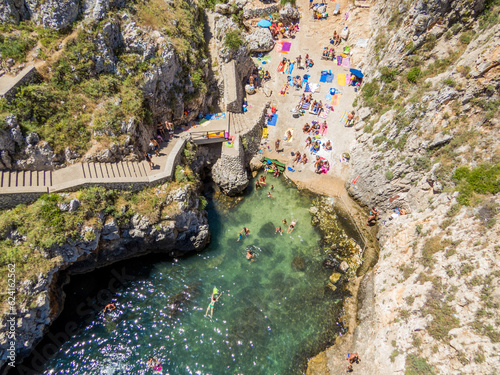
top-left (41, 177), bottom-right (343, 375)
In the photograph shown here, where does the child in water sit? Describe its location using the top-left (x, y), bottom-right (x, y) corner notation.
top-left (246, 249), bottom-right (255, 262)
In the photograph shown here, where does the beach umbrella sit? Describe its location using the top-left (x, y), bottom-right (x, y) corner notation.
top-left (258, 19), bottom-right (272, 28)
top-left (350, 68), bottom-right (364, 78)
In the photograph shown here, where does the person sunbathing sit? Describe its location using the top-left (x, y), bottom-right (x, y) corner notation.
top-left (322, 48), bottom-right (328, 58)
top-left (303, 123), bottom-right (311, 133)
top-left (264, 71), bottom-right (271, 81)
top-left (321, 160), bottom-right (330, 173)
top-left (293, 151), bottom-right (301, 164)
top-left (305, 136), bottom-right (312, 147)
top-left (301, 154), bottom-right (308, 164)
top-left (314, 156), bottom-right (321, 168)
top-left (311, 101), bottom-right (319, 113)
top-left (320, 121), bottom-right (328, 135)
top-left (317, 101), bottom-right (324, 116)
top-left (307, 93), bottom-right (313, 102)
top-left (312, 122), bottom-right (320, 135)
top-left (324, 140), bottom-right (332, 150)
top-left (312, 141), bottom-right (320, 152)
top-left (285, 129), bottom-right (292, 141)
top-left (315, 159), bottom-right (323, 173)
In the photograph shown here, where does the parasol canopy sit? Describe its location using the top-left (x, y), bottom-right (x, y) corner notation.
top-left (349, 68), bottom-right (364, 78)
top-left (258, 19), bottom-right (272, 28)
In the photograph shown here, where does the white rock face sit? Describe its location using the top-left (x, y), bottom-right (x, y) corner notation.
top-left (246, 28), bottom-right (275, 53)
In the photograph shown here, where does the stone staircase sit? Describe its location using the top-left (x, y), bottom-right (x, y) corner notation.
top-left (0, 169), bottom-right (52, 192)
top-left (0, 137), bottom-right (186, 208)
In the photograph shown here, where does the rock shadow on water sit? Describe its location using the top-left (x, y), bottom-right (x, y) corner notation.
top-left (257, 222), bottom-right (276, 238)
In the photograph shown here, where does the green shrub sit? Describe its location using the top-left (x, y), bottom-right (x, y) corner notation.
top-left (405, 354), bottom-right (436, 375)
top-left (385, 170), bottom-right (394, 180)
top-left (413, 157), bottom-right (431, 171)
top-left (407, 67), bottom-right (421, 83)
top-left (379, 66), bottom-right (399, 83)
top-left (460, 31), bottom-right (473, 45)
top-left (224, 30), bottom-right (244, 50)
top-left (421, 236), bottom-right (442, 268)
top-left (198, 196), bottom-right (208, 211)
top-left (443, 78), bottom-right (457, 87)
top-left (422, 291), bottom-right (460, 342)
top-left (0, 33), bottom-right (36, 62)
top-left (175, 165), bottom-right (188, 182)
top-left (452, 163), bottom-right (500, 205)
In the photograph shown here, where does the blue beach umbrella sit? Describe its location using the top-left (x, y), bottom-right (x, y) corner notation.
top-left (349, 68), bottom-right (364, 78)
top-left (258, 19), bottom-right (272, 28)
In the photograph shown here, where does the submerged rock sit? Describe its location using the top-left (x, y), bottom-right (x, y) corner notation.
top-left (292, 256), bottom-right (306, 271)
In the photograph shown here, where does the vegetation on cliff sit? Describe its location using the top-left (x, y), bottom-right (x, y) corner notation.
top-left (0, 0), bottom-right (209, 157)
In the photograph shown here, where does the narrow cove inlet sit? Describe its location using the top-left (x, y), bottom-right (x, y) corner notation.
top-left (36, 177), bottom-right (353, 375)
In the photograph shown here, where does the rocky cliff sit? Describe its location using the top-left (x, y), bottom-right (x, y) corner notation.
top-left (0, 0), bottom-right (216, 170)
top-left (308, 0), bottom-right (500, 373)
top-left (0, 181), bottom-right (209, 371)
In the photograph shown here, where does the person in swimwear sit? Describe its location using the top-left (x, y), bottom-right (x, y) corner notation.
top-left (275, 226), bottom-right (283, 235)
top-left (246, 249), bottom-right (255, 262)
top-left (287, 220), bottom-right (297, 234)
top-left (103, 303), bottom-right (115, 313)
top-left (267, 192), bottom-right (275, 198)
top-left (204, 290), bottom-right (222, 318)
top-left (282, 218), bottom-right (287, 226)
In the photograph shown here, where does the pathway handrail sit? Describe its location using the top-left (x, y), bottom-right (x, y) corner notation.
top-left (188, 129), bottom-right (227, 139)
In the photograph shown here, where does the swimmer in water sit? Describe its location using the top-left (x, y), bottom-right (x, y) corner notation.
top-left (287, 220), bottom-right (297, 234)
top-left (282, 218), bottom-right (287, 226)
top-left (246, 250), bottom-right (255, 262)
top-left (270, 185), bottom-right (274, 190)
top-left (147, 357), bottom-right (162, 373)
top-left (268, 192), bottom-right (275, 198)
top-left (275, 226), bottom-right (283, 235)
top-left (103, 303), bottom-right (115, 313)
top-left (204, 290), bottom-right (222, 318)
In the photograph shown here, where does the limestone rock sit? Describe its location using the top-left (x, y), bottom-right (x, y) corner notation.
top-left (329, 272), bottom-right (342, 284)
top-left (246, 28), bottom-right (275, 53)
top-left (214, 3), bottom-right (232, 15)
top-left (279, 3), bottom-right (300, 22)
top-left (82, 0), bottom-right (126, 21)
top-left (249, 154), bottom-right (264, 171)
top-left (26, 132), bottom-right (40, 145)
top-left (212, 136), bottom-right (249, 195)
top-left (68, 198), bottom-right (80, 212)
top-left (29, 0), bottom-right (80, 30)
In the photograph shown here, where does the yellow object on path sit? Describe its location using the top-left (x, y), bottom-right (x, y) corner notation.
top-left (337, 74), bottom-right (347, 86)
top-left (263, 128), bottom-right (268, 138)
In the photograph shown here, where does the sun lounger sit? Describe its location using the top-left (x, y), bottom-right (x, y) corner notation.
top-left (333, 3), bottom-right (340, 15)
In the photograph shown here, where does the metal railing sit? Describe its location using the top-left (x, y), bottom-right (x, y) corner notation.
top-left (187, 130), bottom-right (227, 141)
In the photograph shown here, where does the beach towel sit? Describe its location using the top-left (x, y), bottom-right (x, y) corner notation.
top-left (281, 42), bottom-right (292, 53)
top-left (341, 57), bottom-right (351, 69)
top-left (279, 83), bottom-right (289, 96)
top-left (343, 46), bottom-right (351, 54)
top-left (310, 83), bottom-right (320, 92)
top-left (346, 73), bottom-right (352, 85)
top-left (337, 74), bottom-right (347, 86)
top-left (320, 72), bottom-right (334, 83)
top-left (339, 110), bottom-right (348, 125)
top-left (301, 102), bottom-right (311, 110)
top-left (303, 74), bottom-right (310, 82)
top-left (262, 128), bottom-right (268, 138)
top-left (275, 41), bottom-right (284, 53)
top-left (267, 113), bottom-right (278, 126)
top-left (287, 62), bottom-right (295, 74)
top-left (287, 75), bottom-right (294, 85)
top-left (205, 112), bottom-right (226, 121)
top-left (277, 61), bottom-right (285, 72)
top-left (337, 56), bottom-right (342, 66)
top-left (325, 93), bottom-right (332, 101)
top-left (331, 93), bottom-right (342, 106)
top-left (304, 82), bottom-right (312, 93)
top-left (319, 107), bottom-right (330, 119)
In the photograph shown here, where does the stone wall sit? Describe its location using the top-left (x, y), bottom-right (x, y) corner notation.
top-left (0, 66), bottom-right (38, 101)
top-left (222, 60), bottom-right (243, 113)
top-left (211, 135), bottom-right (249, 195)
top-left (243, 4), bottom-right (279, 19)
top-left (240, 104), bottom-right (268, 163)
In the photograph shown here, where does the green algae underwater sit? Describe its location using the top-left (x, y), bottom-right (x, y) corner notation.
top-left (37, 176), bottom-right (356, 375)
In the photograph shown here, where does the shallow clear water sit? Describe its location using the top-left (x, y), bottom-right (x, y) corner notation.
top-left (41, 177), bottom-right (343, 375)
